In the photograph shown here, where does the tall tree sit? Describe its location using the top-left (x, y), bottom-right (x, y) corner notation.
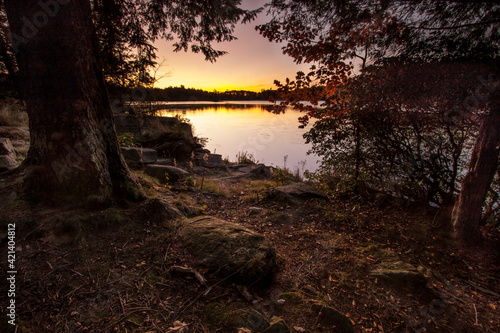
top-left (4, 0), bottom-right (256, 205)
top-left (259, 0), bottom-right (500, 244)
top-left (4, 0), bottom-right (138, 205)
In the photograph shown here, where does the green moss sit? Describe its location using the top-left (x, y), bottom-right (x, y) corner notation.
top-left (278, 292), bottom-right (305, 304)
top-left (203, 303), bottom-right (239, 329)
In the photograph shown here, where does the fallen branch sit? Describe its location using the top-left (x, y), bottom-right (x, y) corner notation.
top-left (169, 265), bottom-right (207, 286)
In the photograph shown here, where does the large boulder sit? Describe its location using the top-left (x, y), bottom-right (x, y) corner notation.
top-left (141, 198), bottom-right (183, 222)
top-left (180, 216), bottom-right (277, 282)
top-left (0, 138), bottom-right (18, 172)
top-left (145, 164), bottom-right (189, 183)
top-left (250, 164), bottom-right (273, 179)
top-left (120, 147), bottom-right (157, 167)
top-left (268, 183), bottom-right (328, 204)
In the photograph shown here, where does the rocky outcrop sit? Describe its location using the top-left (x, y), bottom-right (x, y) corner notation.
top-left (224, 163), bottom-right (273, 180)
top-left (180, 216), bottom-right (277, 282)
top-left (145, 164), bottom-right (189, 183)
top-left (120, 147), bottom-right (158, 167)
top-left (0, 138), bottom-right (18, 172)
top-left (141, 132), bottom-right (200, 162)
top-left (268, 183), bottom-right (328, 204)
top-left (194, 151), bottom-right (228, 171)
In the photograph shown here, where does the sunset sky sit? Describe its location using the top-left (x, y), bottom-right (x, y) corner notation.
top-left (153, 0), bottom-right (311, 92)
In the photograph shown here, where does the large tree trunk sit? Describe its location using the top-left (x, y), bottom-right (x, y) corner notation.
top-left (452, 105), bottom-right (500, 245)
top-left (4, 0), bottom-right (139, 204)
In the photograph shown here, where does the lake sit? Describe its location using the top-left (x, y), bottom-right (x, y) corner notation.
top-left (156, 101), bottom-right (320, 173)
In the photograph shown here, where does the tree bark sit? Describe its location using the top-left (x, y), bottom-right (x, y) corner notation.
top-left (452, 104), bottom-right (500, 245)
top-left (4, 0), bottom-right (139, 204)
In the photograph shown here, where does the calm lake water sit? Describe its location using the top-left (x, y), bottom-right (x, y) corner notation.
top-left (157, 101), bottom-right (320, 173)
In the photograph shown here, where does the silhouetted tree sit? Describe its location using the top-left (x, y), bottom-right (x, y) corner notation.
top-left (259, 0), bottom-right (500, 244)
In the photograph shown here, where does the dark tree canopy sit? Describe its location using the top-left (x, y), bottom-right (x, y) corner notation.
top-left (259, 0), bottom-right (500, 244)
top-left (92, 0), bottom-right (260, 86)
top-left (0, 0), bottom-right (260, 87)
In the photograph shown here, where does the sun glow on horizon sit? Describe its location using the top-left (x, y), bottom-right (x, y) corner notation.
top-left (151, 0), bottom-right (311, 95)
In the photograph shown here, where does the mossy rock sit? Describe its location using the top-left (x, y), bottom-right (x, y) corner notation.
top-left (370, 260), bottom-right (427, 288)
top-left (235, 309), bottom-right (270, 332)
top-left (180, 216), bottom-right (277, 282)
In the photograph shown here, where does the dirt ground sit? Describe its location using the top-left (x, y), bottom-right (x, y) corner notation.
top-left (1, 168), bottom-right (499, 333)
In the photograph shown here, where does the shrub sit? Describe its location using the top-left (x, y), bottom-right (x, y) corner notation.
top-left (117, 132), bottom-right (136, 147)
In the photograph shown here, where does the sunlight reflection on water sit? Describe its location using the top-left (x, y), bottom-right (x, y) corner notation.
top-left (157, 102), bottom-right (319, 173)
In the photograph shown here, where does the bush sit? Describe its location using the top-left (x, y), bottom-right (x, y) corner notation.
top-left (117, 132), bottom-right (136, 147)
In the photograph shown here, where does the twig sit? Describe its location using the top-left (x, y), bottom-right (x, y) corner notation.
top-left (152, 321), bottom-right (166, 333)
top-left (473, 304), bottom-right (478, 326)
top-left (465, 280), bottom-right (500, 297)
top-left (71, 269), bottom-right (83, 277)
top-left (170, 265), bottom-right (207, 286)
top-left (175, 263), bottom-right (248, 318)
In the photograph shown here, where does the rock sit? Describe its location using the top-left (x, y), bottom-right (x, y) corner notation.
top-left (0, 138), bottom-right (18, 171)
top-left (221, 163), bottom-right (274, 181)
top-left (228, 163), bottom-right (255, 171)
top-left (142, 116), bottom-right (194, 138)
top-left (250, 164), bottom-right (273, 179)
top-left (311, 303), bottom-right (354, 333)
top-left (142, 198), bottom-right (183, 222)
top-left (248, 207), bottom-right (266, 216)
top-left (370, 260), bottom-right (427, 288)
top-left (113, 113), bottom-right (141, 135)
top-left (269, 183), bottom-right (328, 204)
top-left (236, 309), bottom-right (270, 333)
top-left (141, 129), bottom-right (199, 162)
top-left (195, 153), bottom-right (228, 171)
top-left (180, 216), bottom-right (277, 282)
top-left (264, 317), bottom-right (290, 333)
top-left (154, 158), bottom-right (173, 165)
top-left (120, 147), bottom-right (158, 167)
top-left (0, 137), bottom-right (15, 155)
top-left (145, 164), bottom-right (189, 183)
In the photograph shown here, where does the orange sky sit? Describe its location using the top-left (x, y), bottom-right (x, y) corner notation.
top-left (153, 0), bottom-right (311, 92)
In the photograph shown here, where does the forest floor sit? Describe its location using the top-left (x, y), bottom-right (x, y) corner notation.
top-left (0, 125), bottom-right (499, 332)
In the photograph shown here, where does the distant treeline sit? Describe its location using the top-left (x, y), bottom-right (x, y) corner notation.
top-left (107, 84), bottom-right (278, 102)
